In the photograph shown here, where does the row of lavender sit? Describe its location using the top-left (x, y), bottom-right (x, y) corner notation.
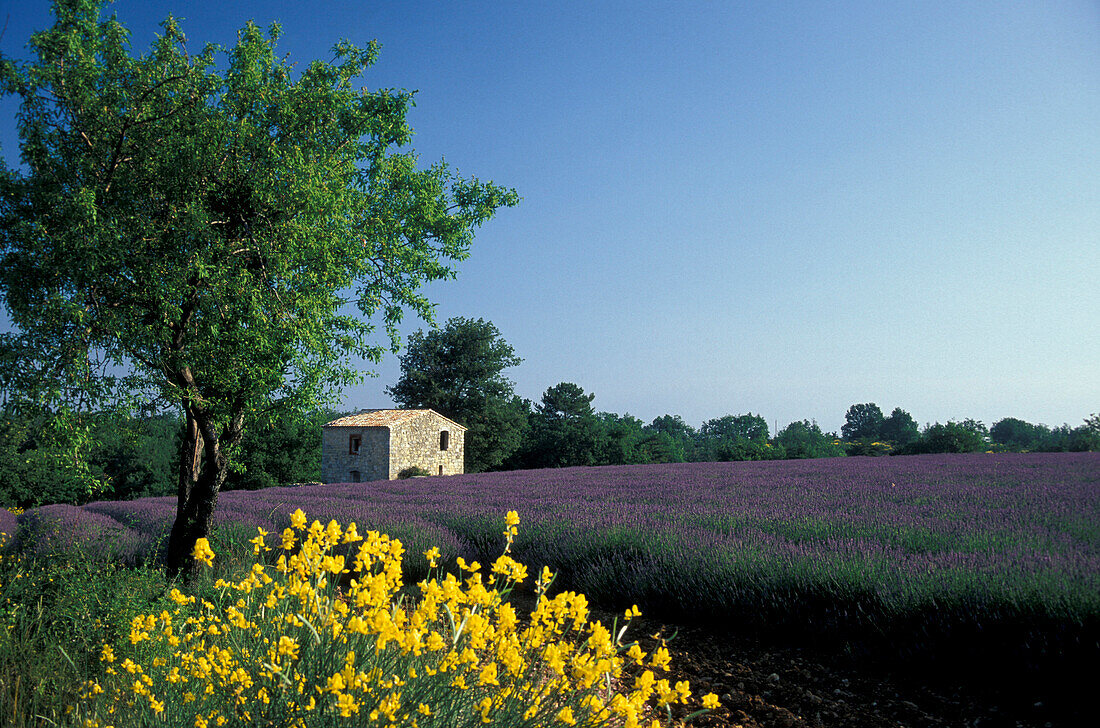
top-left (5, 453), bottom-right (1099, 632)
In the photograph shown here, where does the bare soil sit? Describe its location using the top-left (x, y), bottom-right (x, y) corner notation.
top-left (501, 584), bottom-right (1090, 728)
top-left (627, 616), bottom-right (1088, 728)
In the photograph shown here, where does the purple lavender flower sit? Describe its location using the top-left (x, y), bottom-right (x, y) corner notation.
top-left (15, 452), bottom-right (1100, 625)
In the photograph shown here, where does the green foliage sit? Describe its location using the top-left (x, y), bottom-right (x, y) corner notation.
top-left (699, 413), bottom-right (769, 444)
top-left (776, 420), bottom-right (846, 459)
top-left (387, 318), bottom-right (527, 473)
top-left (0, 407), bottom-right (178, 507)
top-left (595, 412), bottom-right (647, 465)
top-left (905, 420), bottom-right (989, 454)
top-left (642, 415), bottom-right (697, 463)
top-left (0, 403), bottom-right (332, 505)
top-left (989, 416), bottom-right (1100, 453)
top-left (887, 415), bottom-right (1100, 456)
top-left (1085, 413), bottom-right (1100, 436)
top-left (841, 403), bottom-right (885, 441)
top-left (841, 404), bottom-right (921, 453)
top-left (843, 439), bottom-right (894, 457)
top-left (1077, 414), bottom-right (1100, 451)
top-left (222, 408), bottom-right (329, 491)
top-left (880, 407), bottom-right (920, 446)
top-left (519, 383), bottom-right (604, 469)
top-left (631, 431), bottom-right (681, 464)
top-left (536, 382), bottom-right (596, 421)
top-left (697, 413), bottom-right (775, 461)
top-left (0, 0), bottom-right (517, 573)
top-left (90, 412), bottom-right (179, 501)
top-left (0, 541), bottom-right (178, 727)
top-left (1050, 423), bottom-right (1100, 453)
top-left (0, 407), bottom-right (103, 507)
top-left (990, 417), bottom-right (1049, 451)
top-left (397, 465), bottom-right (432, 479)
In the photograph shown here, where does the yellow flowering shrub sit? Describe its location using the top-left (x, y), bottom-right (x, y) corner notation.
top-left (74, 510), bottom-right (718, 727)
top-left (0, 532), bottom-right (8, 592)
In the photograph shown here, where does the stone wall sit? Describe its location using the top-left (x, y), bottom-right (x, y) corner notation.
top-left (387, 412), bottom-right (465, 478)
top-left (320, 411), bottom-right (465, 482)
top-left (321, 427), bottom-right (389, 483)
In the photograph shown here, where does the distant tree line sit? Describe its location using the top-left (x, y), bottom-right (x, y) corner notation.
top-left (385, 318), bottom-right (1100, 471)
top-left (837, 403), bottom-right (1100, 456)
top-left (1, 317), bottom-right (1097, 507)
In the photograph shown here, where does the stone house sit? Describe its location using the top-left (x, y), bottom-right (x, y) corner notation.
top-left (321, 409), bottom-right (466, 483)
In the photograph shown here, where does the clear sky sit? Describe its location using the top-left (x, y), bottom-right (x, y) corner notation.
top-left (2, 1), bottom-right (1098, 434)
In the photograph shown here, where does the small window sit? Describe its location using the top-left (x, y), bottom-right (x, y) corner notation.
top-left (350, 470), bottom-right (361, 483)
top-left (439, 430), bottom-right (449, 451)
top-left (439, 465), bottom-right (444, 476)
top-left (349, 435), bottom-right (361, 455)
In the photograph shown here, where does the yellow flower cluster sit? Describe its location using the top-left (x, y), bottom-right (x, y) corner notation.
top-left (0, 532), bottom-right (9, 591)
top-left (75, 510), bottom-right (718, 727)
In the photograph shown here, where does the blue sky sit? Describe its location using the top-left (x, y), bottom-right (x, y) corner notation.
top-left (2, 1), bottom-right (1098, 434)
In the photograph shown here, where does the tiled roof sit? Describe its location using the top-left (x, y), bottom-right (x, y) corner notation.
top-left (323, 409), bottom-right (466, 430)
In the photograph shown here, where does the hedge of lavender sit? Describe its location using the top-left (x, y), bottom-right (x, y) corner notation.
top-left (0, 507), bottom-right (17, 539)
top-left (4, 453), bottom-right (1098, 659)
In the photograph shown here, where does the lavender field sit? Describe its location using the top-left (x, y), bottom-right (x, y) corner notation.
top-left (6, 453), bottom-right (1099, 656)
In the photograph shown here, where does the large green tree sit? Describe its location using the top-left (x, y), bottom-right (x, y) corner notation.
top-left (697, 413), bottom-right (772, 461)
top-left (880, 407), bottom-right (920, 446)
top-left (841, 403), bottom-right (885, 441)
top-left (595, 412), bottom-right (645, 465)
top-left (0, 0), bottom-right (517, 577)
top-left (990, 417), bottom-right (1048, 451)
top-left (699, 413), bottom-right (769, 443)
top-left (522, 383), bottom-right (603, 469)
top-left (776, 420), bottom-right (846, 459)
top-left (642, 414), bottom-right (697, 462)
top-left (386, 317), bottom-right (526, 472)
top-left (910, 420), bottom-right (987, 454)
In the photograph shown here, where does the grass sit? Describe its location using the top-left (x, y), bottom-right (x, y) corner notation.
top-left (0, 546), bottom-right (180, 727)
top-left (0, 523), bottom-right (303, 726)
top-left (0, 513), bottom-right (279, 727)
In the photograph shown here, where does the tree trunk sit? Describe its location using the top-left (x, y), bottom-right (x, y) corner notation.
top-left (176, 410), bottom-right (202, 513)
top-left (165, 411), bottom-right (230, 580)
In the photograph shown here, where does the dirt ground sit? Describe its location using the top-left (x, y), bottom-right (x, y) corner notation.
top-left (497, 585), bottom-right (1088, 728)
top-left (627, 617), bottom-right (1086, 728)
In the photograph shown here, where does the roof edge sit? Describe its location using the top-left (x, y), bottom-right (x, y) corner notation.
top-left (323, 408), bottom-right (467, 431)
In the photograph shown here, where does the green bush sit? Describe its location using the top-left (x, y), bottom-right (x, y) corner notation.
top-left (844, 440), bottom-right (893, 457)
top-left (902, 421), bottom-right (988, 454)
top-left (776, 421), bottom-right (846, 459)
top-left (0, 535), bottom-right (180, 727)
